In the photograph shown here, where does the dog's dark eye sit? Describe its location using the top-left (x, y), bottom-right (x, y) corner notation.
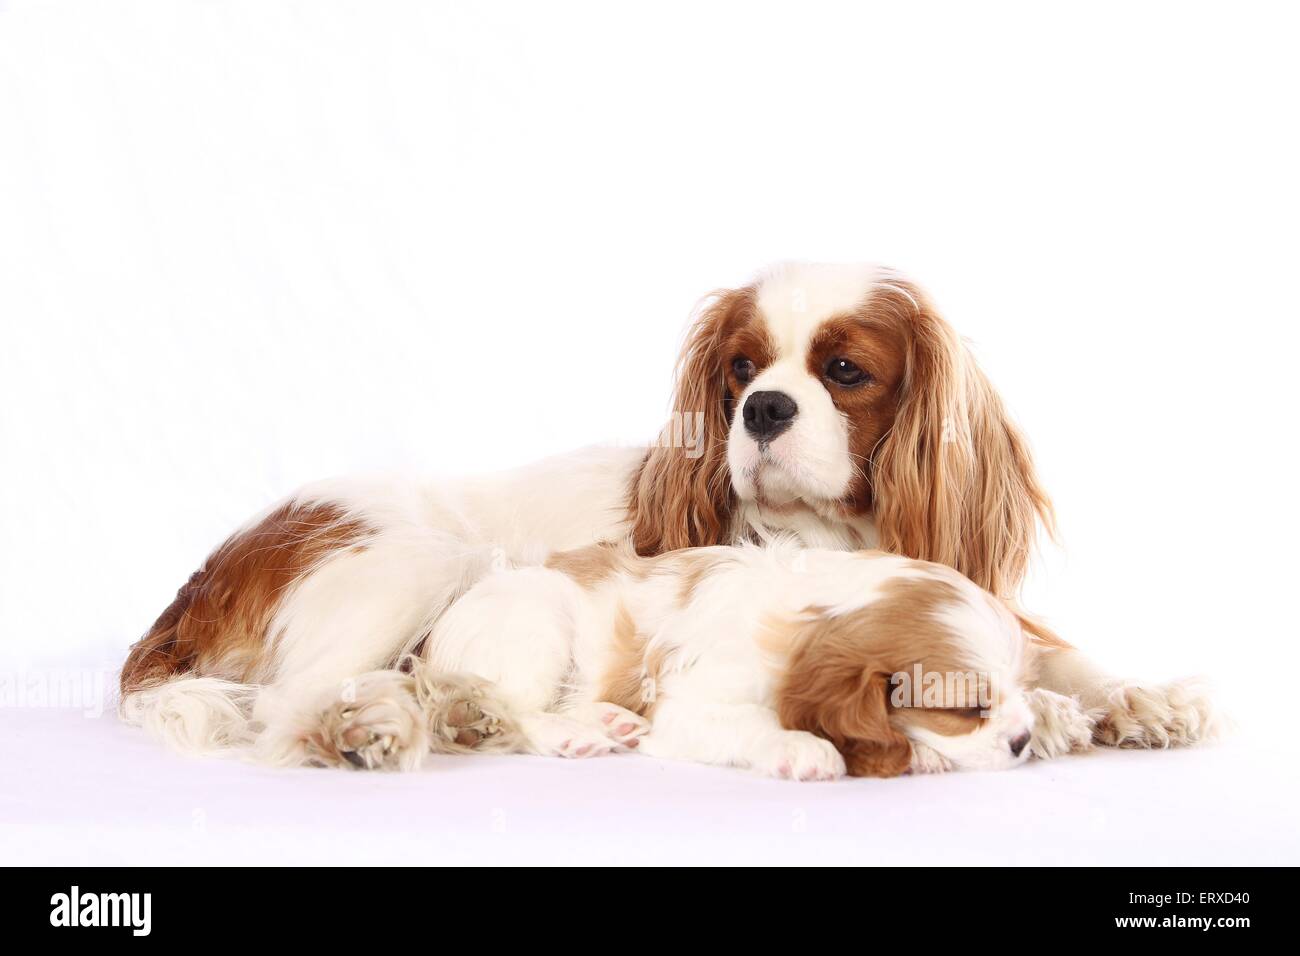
top-left (825, 357), bottom-right (870, 387)
top-left (732, 356), bottom-right (756, 384)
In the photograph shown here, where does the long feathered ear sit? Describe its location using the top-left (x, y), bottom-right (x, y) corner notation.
top-left (871, 281), bottom-right (1055, 598)
top-left (628, 287), bottom-right (753, 555)
top-left (778, 637), bottom-right (912, 778)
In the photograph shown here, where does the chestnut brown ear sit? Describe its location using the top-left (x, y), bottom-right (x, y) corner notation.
top-left (627, 287), bottom-right (754, 555)
top-left (778, 639), bottom-right (912, 778)
top-left (869, 280), bottom-right (1055, 598)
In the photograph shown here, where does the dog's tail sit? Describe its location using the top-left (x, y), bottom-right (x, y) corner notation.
top-left (119, 676), bottom-right (259, 757)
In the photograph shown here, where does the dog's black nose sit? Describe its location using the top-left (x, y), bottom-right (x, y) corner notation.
top-left (742, 390), bottom-right (798, 441)
top-left (1009, 731), bottom-right (1031, 758)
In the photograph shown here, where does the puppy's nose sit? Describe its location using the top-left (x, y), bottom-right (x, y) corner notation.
top-left (1009, 731), bottom-right (1031, 758)
top-left (742, 390), bottom-right (798, 441)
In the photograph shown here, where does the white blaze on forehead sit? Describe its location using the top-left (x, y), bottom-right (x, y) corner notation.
top-left (754, 262), bottom-right (884, 358)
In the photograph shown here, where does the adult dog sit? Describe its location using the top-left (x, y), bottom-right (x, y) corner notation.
top-left (119, 262), bottom-right (1212, 760)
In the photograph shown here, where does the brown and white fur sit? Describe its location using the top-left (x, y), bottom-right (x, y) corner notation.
top-left (174, 542), bottom-right (1128, 777)
top-left (118, 262), bottom-right (1215, 762)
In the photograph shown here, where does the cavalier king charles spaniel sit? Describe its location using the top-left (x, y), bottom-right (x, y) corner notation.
top-left (119, 262), bottom-right (1217, 767)
top-left (290, 542), bottom-right (1108, 778)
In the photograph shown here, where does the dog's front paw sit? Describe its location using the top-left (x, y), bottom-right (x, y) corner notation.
top-left (1094, 678), bottom-right (1220, 749)
top-left (520, 714), bottom-right (622, 758)
top-left (755, 730), bottom-right (846, 781)
top-left (570, 701), bottom-right (651, 750)
top-left (1026, 688), bottom-right (1096, 759)
top-left (907, 741), bottom-right (953, 774)
top-left (410, 667), bottom-right (521, 753)
top-left (304, 671), bottom-right (429, 771)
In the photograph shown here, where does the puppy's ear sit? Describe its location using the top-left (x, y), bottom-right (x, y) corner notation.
top-left (870, 281), bottom-right (1054, 597)
top-left (628, 287), bottom-right (753, 555)
top-left (778, 638), bottom-right (912, 778)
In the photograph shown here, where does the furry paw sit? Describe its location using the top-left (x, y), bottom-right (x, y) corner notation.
top-left (1094, 678), bottom-right (1220, 749)
top-left (520, 714), bottom-right (621, 758)
top-left (410, 667), bottom-right (521, 753)
top-left (571, 701), bottom-right (651, 750)
top-left (304, 671), bottom-right (429, 771)
top-left (907, 741), bottom-right (953, 775)
top-left (1026, 688), bottom-right (1096, 759)
top-left (755, 730), bottom-right (846, 781)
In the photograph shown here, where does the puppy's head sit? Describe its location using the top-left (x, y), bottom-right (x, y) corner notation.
top-left (629, 263), bottom-right (1052, 597)
top-left (775, 567), bottom-right (1034, 776)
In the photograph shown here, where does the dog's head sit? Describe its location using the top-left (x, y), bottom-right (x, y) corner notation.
top-left (775, 567), bottom-right (1036, 777)
top-left (629, 263), bottom-right (1052, 596)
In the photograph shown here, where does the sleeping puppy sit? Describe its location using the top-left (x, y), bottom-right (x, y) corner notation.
top-left (122, 263), bottom-right (1216, 762)
top-left (268, 542), bottom-right (1124, 778)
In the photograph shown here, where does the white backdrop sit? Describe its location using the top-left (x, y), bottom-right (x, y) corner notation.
top-left (3, 1), bottom-right (1298, 739)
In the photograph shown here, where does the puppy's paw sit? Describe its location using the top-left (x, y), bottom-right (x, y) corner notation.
top-left (570, 701), bottom-right (651, 750)
top-left (520, 714), bottom-right (619, 758)
top-left (907, 741), bottom-right (953, 775)
top-left (1026, 688), bottom-right (1096, 760)
top-left (303, 671), bottom-right (429, 771)
top-left (410, 667), bottom-right (521, 753)
top-left (1094, 678), bottom-right (1221, 749)
top-left (755, 730), bottom-right (846, 781)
